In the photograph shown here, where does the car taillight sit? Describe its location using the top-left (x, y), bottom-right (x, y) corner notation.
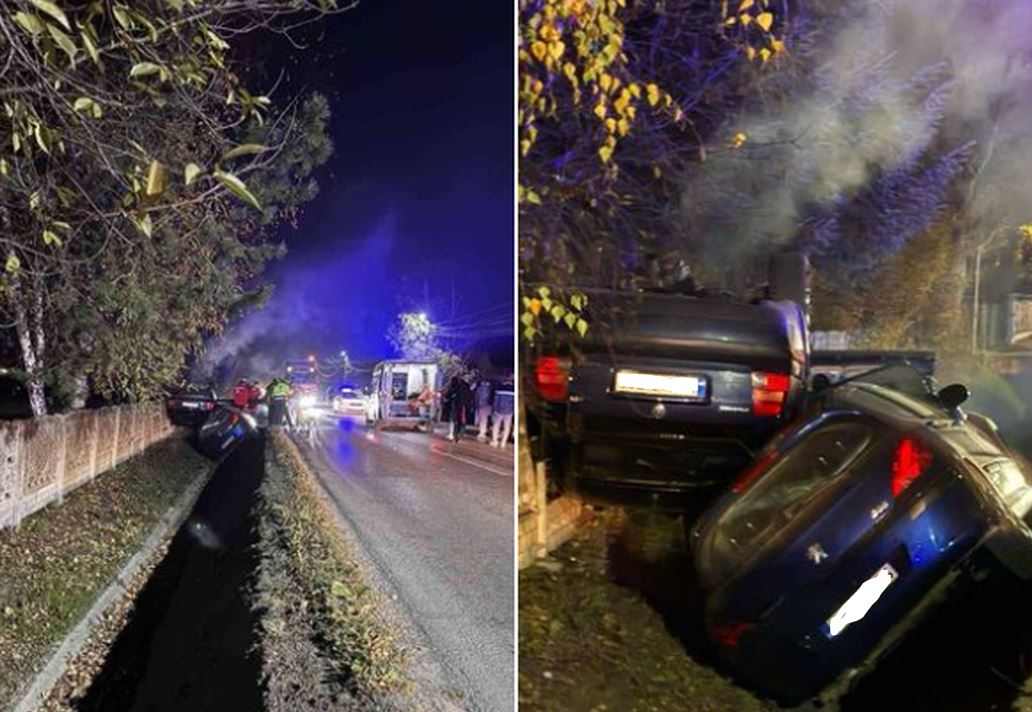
top-left (752, 371), bottom-right (790, 417)
top-left (891, 436), bottom-right (933, 498)
top-left (203, 401), bottom-right (215, 410)
top-left (712, 620), bottom-right (756, 648)
top-left (534, 356), bottom-right (570, 402)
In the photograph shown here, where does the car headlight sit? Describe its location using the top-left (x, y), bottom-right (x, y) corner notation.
top-left (299, 394), bottom-right (316, 408)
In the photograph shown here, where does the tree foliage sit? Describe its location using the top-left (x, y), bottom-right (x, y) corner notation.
top-left (518, 0), bottom-right (787, 286)
top-left (0, 0), bottom-right (342, 413)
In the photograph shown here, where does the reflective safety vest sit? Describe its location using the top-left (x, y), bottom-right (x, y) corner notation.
top-left (267, 380), bottom-right (292, 398)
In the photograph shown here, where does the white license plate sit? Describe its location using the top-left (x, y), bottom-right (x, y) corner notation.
top-left (613, 370), bottom-right (706, 398)
top-left (181, 401), bottom-right (202, 409)
top-left (826, 563), bottom-right (898, 637)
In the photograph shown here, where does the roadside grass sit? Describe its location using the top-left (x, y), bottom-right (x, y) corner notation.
top-left (256, 430), bottom-right (407, 710)
top-left (0, 436), bottom-right (208, 709)
top-left (519, 509), bottom-right (774, 712)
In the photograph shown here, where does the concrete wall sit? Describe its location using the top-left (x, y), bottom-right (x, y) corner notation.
top-left (0, 404), bottom-right (174, 529)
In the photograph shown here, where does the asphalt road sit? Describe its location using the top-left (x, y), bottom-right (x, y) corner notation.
top-left (295, 416), bottom-right (514, 712)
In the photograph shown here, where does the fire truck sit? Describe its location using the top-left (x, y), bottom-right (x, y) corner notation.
top-left (285, 357), bottom-right (321, 410)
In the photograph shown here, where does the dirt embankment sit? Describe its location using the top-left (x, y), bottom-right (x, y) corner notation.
top-left (252, 430), bottom-right (409, 712)
top-left (520, 509), bottom-right (773, 712)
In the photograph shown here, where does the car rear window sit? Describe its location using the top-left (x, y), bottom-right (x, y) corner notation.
top-left (701, 419), bottom-right (874, 586)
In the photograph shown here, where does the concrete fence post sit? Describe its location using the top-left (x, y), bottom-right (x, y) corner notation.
top-left (15, 422), bottom-right (24, 528)
top-left (56, 416), bottom-right (68, 505)
top-left (533, 460), bottom-right (548, 560)
top-left (111, 407), bottom-right (121, 470)
top-left (87, 411), bottom-right (99, 481)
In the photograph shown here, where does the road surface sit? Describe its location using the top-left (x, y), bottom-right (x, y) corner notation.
top-left (295, 416), bottom-right (514, 712)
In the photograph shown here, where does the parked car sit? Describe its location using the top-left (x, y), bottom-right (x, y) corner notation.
top-left (689, 365), bottom-right (1032, 705)
top-left (194, 405), bottom-right (257, 459)
top-left (165, 384), bottom-right (218, 427)
top-left (530, 288), bottom-right (810, 509)
top-left (333, 386), bottom-right (366, 416)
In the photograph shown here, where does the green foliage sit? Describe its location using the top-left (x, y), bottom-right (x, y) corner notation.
top-left (0, 2), bottom-right (341, 407)
top-left (520, 284), bottom-right (589, 343)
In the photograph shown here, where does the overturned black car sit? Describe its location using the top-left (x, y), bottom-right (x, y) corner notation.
top-left (165, 383), bottom-right (218, 427)
top-left (529, 287), bottom-right (810, 509)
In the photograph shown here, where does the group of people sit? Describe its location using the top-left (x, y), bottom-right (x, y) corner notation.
top-left (441, 374), bottom-right (514, 447)
top-left (231, 376), bottom-right (296, 426)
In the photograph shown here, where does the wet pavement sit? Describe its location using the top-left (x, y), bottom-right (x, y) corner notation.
top-left (296, 416), bottom-right (514, 712)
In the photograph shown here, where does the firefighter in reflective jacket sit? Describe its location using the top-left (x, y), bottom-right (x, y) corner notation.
top-left (266, 377), bottom-right (293, 427)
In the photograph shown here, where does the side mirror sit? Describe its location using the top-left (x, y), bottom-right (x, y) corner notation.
top-left (811, 373), bottom-right (832, 392)
top-left (937, 383), bottom-right (969, 410)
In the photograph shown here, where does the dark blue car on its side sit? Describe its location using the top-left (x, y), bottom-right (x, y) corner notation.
top-left (690, 366), bottom-right (1032, 705)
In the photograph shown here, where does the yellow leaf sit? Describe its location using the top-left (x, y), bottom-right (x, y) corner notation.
top-left (760, 47), bottom-right (772, 63)
top-left (725, 16), bottom-right (737, 25)
top-left (145, 160), bottom-right (167, 197)
top-left (529, 298), bottom-right (542, 315)
top-left (593, 100), bottom-right (607, 119)
top-left (740, 13), bottom-right (752, 26)
top-left (646, 83), bottom-right (660, 107)
top-left (531, 41), bottom-right (547, 61)
top-left (599, 73), bottom-right (613, 92)
top-left (604, 118), bottom-right (616, 133)
top-left (548, 41), bottom-right (565, 61)
top-left (628, 83), bottom-right (641, 99)
top-left (520, 139), bottom-right (532, 157)
top-left (563, 62), bottom-right (577, 82)
top-left (617, 118), bottom-right (629, 136)
top-left (756, 11), bottom-right (774, 31)
top-left (598, 145), bottom-right (613, 163)
top-left (772, 38), bottom-right (786, 54)
top-left (731, 131), bottom-right (747, 148)
top-left (739, 0), bottom-right (755, 9)
top-left (613, 89), bottom-right (631, 115)
top-left (746, 45), bottom-right (756, 60)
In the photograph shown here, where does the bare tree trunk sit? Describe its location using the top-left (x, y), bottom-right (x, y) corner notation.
top-left (10, 273), bottom-right (47, 416)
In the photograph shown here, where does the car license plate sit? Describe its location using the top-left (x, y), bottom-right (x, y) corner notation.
top-left (826, 563), bottom-right (898, 637)
top-left (182, 401), bottom-right (201, 409)
top-left (613, 370), bottom-right (706, 398)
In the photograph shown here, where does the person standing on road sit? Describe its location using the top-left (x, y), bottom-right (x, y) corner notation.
top-left (491, 378), bottom-right (514, 448)
top-left (267, 377), bottom-right (293, 427)
top-left (442, 375), bottom-right (473, 442)
top-left (474, 377), bottom-right (495, 442)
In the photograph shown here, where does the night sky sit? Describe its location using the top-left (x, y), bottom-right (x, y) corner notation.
top-left (207, 1), bottom-right (513, 376)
